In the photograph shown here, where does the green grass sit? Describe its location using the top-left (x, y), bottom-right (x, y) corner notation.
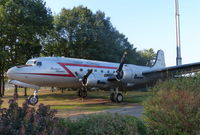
top-left (1, 88), bottom-right (151, 117)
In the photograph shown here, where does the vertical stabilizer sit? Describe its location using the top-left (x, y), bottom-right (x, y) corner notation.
top-left (152, 50), bottom-right (166, 69)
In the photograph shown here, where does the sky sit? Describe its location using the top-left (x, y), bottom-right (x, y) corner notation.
top-left (44, 0), bottom-right (200, 66)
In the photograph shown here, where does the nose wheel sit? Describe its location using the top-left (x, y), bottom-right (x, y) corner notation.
top-left (28, 95), bottom-right (38, 105)
top-left (28, 90), bottom-right (39, 105)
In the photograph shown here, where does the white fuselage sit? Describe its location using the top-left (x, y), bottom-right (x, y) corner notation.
top-left (7, 57), bottom-right (154, 89)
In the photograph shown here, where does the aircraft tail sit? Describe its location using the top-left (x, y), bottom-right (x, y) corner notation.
top-left (152, 50), bottom-right (166, 69)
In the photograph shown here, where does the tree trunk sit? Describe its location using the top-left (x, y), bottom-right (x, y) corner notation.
top-left (61, 88), bottom-right (64, 94)
top-left (24, 88), bottom-right (27, 96)
top-left (0, 69), bottom-right (2, 97)
top-left (0, 77), bottom-right (2, 97)
top-left (14, 85), bottom-right (18, 99)
top-left (2, 75), bottom-right (5, 96)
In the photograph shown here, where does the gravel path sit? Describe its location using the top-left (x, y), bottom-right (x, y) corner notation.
top-left (68, 105), bottom-right (144, 120)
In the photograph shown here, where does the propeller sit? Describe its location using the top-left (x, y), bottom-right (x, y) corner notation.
top-left (116, 51), bottom-right (127, 80)
top-left (82, 69), bottom-right (93, 86)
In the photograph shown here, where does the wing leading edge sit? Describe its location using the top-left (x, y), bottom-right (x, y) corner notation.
top-left (143, 62), bottom-right (200, 77)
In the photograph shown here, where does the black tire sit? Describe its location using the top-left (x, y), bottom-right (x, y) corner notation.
top-left (110, 93), bottom-right (116, 102)
top-left (78, 89), bottom-right (87, 98)
top-left (116, 93), bottom-right (123, 103)
top-left (28, 95), bottom-right (38, 105)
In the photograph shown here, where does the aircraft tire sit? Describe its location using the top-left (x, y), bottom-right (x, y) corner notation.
top-left (28, 95), bottom-right (38, 105)
top-left (116, 93), bottom-right (123, 103)
top-left (110, 93), bottom-right (116, 102)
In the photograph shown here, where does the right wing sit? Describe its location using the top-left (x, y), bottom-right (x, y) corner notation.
top-left (142, 62), bottom-right (200, 77)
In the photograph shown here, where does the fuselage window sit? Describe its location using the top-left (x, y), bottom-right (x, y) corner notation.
top-left (37, 61), bottom-right (42, 66)
top-left (94, 69), bottom-right (97, 72)
top-left (80, 68), bottom-right (83, 72)
top-left (113, 71), bottom-right (115, 73)
top-left (101, 70), bottom-right (103, 73)
top-left (107, 70), bottom-right (110, 73)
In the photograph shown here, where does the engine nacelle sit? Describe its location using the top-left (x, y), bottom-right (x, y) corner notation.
top-left (121, 69), bottom-right (135, 83)
top-left (84, 74), bottom-right (109, 87)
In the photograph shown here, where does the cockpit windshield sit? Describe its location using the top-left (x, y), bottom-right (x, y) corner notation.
top-left (26, 60), bottom-right (36, 66)
top-left (26, 60), bottom-right (42, 66)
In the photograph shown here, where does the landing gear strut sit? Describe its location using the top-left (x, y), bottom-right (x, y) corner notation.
top-left (28, 90), bottom-right (38, 105)
top-left (110, 88), bottom-right (123, 103)
top-left (78, 88), bottom-right (87, 98)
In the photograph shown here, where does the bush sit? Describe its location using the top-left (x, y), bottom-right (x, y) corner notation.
top-left (144, 77), bottom-right (200, 135)
top-left (0, 99), bottom-right (69, 135)
top-left (64, 113), bottom-right (147, 135)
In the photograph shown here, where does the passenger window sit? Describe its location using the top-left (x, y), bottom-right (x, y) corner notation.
top-left (80, 68), bottom-right (83, 72)
top-left (94, 69), bottom-right (97, 72)
top-left (101, 70), bottom-right (103, 73)
top-left (37, 61), bottom-right (42, 66)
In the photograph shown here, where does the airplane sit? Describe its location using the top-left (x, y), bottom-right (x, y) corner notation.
top-left (7, 50), bottom-right (200, 105)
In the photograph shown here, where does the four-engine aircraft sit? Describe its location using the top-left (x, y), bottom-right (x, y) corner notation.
top-left (7, 50), bottom-right (200, 105)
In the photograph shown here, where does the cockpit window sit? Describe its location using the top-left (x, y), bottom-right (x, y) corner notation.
top-left (26, 60), bottom-right (42, 66)
top-left (26, 60), bottom-right (36, 65)
top-left (37, 61), bottom-right (42, 66)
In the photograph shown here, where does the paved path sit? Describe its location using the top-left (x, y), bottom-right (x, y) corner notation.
top-left (68, 105), bottom-right (144, 120)
top-left (103, 105), bottom-right (144, 117)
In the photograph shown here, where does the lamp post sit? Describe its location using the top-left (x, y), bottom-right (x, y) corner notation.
top-left (175, 0), bottom-right (182, 65)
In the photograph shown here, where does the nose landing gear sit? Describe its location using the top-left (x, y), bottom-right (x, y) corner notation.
top-left (28, 90), bottom-right (38, 105)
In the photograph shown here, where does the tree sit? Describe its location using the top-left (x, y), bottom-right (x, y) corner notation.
top-left (0, 0), bottom-right (53, 96)
top-left (137, 48), bottom-right (156, 66)
top-left (43, 6), bottom-right (138, 64)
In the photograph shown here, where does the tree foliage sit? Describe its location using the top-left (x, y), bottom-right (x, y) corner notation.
top-left (0, 0), bottom-right (53, 65)
top-left (0, 0), bottom-right (53, 95)
top-left (43, 6), bottom-right (140, 64)
top-left (137, 48), bottom-right (156, 66)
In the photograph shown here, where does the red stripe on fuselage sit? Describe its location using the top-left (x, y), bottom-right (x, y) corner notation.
top-left (19, 73), bottom-right (71, 77)
top-left (18, 63), bottom-right (118, 78)
top-left (58, 63), bottom-right (118, 69)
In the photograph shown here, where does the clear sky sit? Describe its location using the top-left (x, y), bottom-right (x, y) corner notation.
top-left (44, 0), bottom-right (200, 66)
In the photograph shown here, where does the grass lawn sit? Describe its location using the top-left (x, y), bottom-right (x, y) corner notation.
top-left (0, 88), bottom-right (151, 117)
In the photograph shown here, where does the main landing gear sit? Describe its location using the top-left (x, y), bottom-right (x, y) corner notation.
top-left (28, 90), bottom-right (39, 105)
top-left (110, 88), bottom-right (123, 103)
top-left (78, 88), bottom-right (87, 98)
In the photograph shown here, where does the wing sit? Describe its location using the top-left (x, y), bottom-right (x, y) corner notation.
top-left (142, 62), bottom-right (200, 77)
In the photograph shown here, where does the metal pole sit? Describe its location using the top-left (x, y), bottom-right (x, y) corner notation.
top-left (175, 0), bottom-right (182, 65)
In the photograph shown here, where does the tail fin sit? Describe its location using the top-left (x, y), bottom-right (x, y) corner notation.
top-left (152, 50), bottom-right (166, 68)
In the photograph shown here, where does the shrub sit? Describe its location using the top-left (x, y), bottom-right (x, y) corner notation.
top-left (144, 77), bottom-right (200, 135)
top-left (64, 113), bottom-right (147, 135)
top-left (0, 99), bottom-right (69, 135)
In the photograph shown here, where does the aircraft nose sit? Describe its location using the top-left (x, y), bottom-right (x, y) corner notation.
top-left (7, 66), bottom-right (18, 79)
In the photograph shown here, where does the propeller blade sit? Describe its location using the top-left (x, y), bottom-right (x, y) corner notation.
top-left (117, 51), bottom-right (127, 73)
top-left (116, 51), bottom-right (127, 80)
top-left (82, 69), bottom-right (93, 85)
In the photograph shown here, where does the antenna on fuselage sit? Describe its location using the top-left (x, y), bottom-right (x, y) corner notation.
top-left (175, 0), bottom-right (182, 65)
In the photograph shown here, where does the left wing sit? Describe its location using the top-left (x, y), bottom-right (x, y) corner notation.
top-left (142, 62), bottom-right (200, 77)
